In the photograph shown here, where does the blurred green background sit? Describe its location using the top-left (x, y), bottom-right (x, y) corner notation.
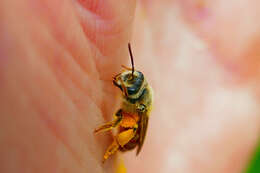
top-left (246, 141), bottom-right (260, 173)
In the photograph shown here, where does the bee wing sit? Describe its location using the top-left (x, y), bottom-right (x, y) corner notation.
top-left (136, 112), bottom-right (149, 155)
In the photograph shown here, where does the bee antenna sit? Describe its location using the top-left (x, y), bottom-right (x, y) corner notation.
top-left (128, 43), bottom-right (135, 77)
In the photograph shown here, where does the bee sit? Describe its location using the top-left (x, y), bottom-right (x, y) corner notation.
top-left (94, 43), bottom-right (153, 162)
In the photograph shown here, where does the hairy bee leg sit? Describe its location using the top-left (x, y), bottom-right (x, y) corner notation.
top-left (103, 139), bottom-right (119, 163)
top-left (121, 65), bottom-right (132, 71)
top-left (94, 110), bottom-right (122, 133)
top-left (117, 127), bottom-right (137, 147)
top-left (103, 127), bottom-right (137, 162)
top-left (94, 120), bottom-right (118, 133)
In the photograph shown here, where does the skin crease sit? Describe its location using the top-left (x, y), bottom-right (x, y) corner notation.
top-left (0, 0), bottom-right (259, 173)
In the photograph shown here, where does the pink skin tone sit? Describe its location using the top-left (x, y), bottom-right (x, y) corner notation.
top-left (0, 0), bottom-right (259, 173)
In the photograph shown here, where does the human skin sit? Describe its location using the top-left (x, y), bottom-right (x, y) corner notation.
top-left (0, 0), bottom-right (259, 173)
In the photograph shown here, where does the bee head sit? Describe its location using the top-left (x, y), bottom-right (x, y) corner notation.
top-left (113, 70), bottom-right (145, 98)
top-left (113, 43), bottom-right (146, 99)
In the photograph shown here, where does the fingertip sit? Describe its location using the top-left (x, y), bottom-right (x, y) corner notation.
top-left (74, 0), bottom-right (136, 50)
top-left (73, 0), bottom-right (137, 78)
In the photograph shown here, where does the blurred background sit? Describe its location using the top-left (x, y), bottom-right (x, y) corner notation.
top-left (0, 0), bottom-right (259, 173)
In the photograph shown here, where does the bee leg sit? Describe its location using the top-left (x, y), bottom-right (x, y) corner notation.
top-left (103, 139), bottom-right (119, 163)
top-left (103, 126), bottom-right (137, 162)
top-left (121, 65), bottom-right (132, 71)
top-left (117, 125), bottom-right (138, 148)
top-left (94, 109), bottom-right (122, 133)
